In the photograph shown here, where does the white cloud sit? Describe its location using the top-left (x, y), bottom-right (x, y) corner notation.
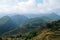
top-left (0, 0), bottom-right (60, 14)
top-left (37, 0), bottom-right (60, 13)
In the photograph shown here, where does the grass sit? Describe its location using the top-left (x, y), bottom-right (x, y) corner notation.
top-left (50, 35), bottom-right (60, 40)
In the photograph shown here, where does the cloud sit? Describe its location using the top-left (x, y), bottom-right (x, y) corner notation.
top-left (0, 0), bottom-right (60, 14)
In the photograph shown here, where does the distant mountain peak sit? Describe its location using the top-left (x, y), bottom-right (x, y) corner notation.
top-left (50, 13), bottom-right (58, 15)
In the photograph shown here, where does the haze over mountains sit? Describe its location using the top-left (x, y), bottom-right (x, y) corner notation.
top-left (0, 0), bottom-right (60, 40)
top-left (0, 12), bottom-right (60, 36)
top-left (0, 14), bottom-right (29, 35)
top-left (0, 8), bottom-right (60, 18)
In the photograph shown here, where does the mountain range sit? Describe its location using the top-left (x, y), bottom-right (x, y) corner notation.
top-left (0, 12), bottom-right (60, 36)
top-left (0, 15), bottom-right (28, 35)
top-left (0, 13), bottom-right (60, 36)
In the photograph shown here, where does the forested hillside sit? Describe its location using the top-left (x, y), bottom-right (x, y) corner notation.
top-left (0, 13), bottom-right (60, 40)
top-left (0, 15), bottom-right (28, 35)
top-left (0, 20), bottom-right (60, 40)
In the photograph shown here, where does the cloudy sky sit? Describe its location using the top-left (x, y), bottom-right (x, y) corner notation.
top-left (0, 0), bottom-right (60, 14)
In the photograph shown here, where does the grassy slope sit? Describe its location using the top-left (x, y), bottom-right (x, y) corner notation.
top-left (31, 29), bottom-right (60, 40)
top-left (31, 29), bottom-right (50, 40)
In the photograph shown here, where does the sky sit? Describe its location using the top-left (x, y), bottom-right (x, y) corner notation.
top-left (0, 0), bottom-right (60, 14)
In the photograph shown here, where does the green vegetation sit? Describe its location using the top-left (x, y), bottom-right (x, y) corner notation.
top-left (0, 13), bottom-right (60, 40)
top-left (0, 20), bottom-right (60, 40)
top-left (0, 15), bottom-right (28, 35)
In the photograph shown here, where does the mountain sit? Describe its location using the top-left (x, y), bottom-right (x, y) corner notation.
top-left (23, 13), bottom-right (60, 19)
top-left (52, 9), bottom-right (60, 15)
top-left (0, 16), bottom-right (17, 35)
top-left (23, 14), bottom-right (41, 18)
top-left (23, 13), bottom-right (48, 18)
top-left (10, 15), bottom-right (28, 26)
top-left (3, 13), bottom-right (60, 35)
top-left (0, 13), bottom-right (8, 18)
top-left (0, 15), bottom-right (28, 35)
top-left (43, 13), bottom-right (60, 20)
top-left (1, 20), bottom-right (60, 40)
top-left (4, 16), bottom-right (52, 35)
top-left (0, 13), bottom-right (60, 36)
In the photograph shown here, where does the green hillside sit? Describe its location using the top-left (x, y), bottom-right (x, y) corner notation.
top-left (0, 13), bottom-right (60, 40)
top-left (0, 16), bottom-right (17, 35)
top-left (0, 15), bottom-right (28, 35)
top-left (0, 20), bottom-right (60, 40)
top-left (4, 16), bottom-right (51, 35)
